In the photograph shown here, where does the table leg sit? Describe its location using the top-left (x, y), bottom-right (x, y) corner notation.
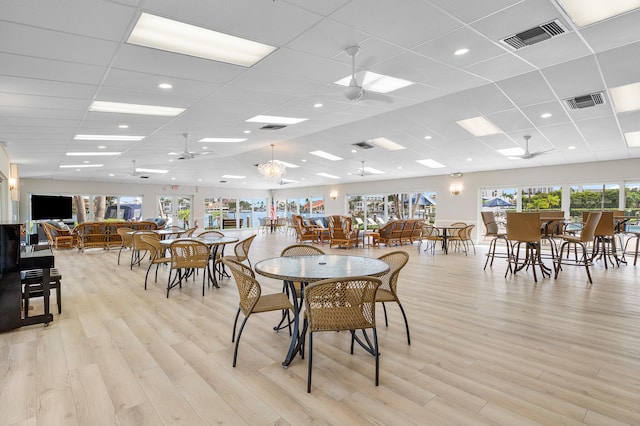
top-left (282, 279), bottom-right (305, 367)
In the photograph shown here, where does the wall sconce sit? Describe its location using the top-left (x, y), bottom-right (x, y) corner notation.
top-left (9, 163), bottom-right (19, 201)
top-left (330, 190), bottom-right (338, 200)
top-left (449, 183), bottom-right (462, 195)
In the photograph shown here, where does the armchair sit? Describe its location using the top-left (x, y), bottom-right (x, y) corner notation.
top-left (41, 221), bottom-right (74, 249)
top-left (328, 215), bottom-right (359, 249)
top-left (292, 214), bottom-right (319, 244)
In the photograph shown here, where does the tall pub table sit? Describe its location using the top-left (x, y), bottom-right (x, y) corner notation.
top-left (255, 254), bottom-right (389, 367)
top-left (0, 224), bottom-right (55, 332)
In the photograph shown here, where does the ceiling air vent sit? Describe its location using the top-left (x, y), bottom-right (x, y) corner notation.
top-left (352, 141), bottom-right (375, 149)
top-left (260, 124), bottom-right (286, 130)
top-left (501, 20), bottom-right (566, 50)
top-left (564, 92), bottom-right (606, 110)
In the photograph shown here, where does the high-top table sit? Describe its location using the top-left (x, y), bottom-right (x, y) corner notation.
top-left (254, 254), bottom-right (389, 367)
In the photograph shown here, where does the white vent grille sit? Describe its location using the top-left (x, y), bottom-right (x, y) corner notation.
top-left (564, 92), bottom-right (606, 110)
top-left (501, 20), bottom-right (567, 50)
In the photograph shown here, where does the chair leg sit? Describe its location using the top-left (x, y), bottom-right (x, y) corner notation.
top-left (307, 332), bottom-right (313, 393)
top-left (373, 328), bottom-right (379, 386)
top-left (55, 280), bottom-right (62, 314)
top-left (397, 302), bottom-right (411, 345)
top-left (232, 308), bottom-right (241, 342)
top-left (144, 264), bottom-right (153, 290)
top-left (382, 302), bottom-right (388, 327)
top-left (232, 316), bottom-right (248, 367)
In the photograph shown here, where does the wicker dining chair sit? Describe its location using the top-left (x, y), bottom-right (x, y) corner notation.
top-left (116, 227), bottom-right (135, 265)
top-left (221, 234), bottom-right (257, 268)
top-left (280, 243), bottom-right (326, 297)
top-left (140, 234), bottom-right (170, 290)
top-left (376, 251), bottom-right (411, 344)
top-left (301, 276), bottom-right (382, 393)
top-left (167, 239), bottom-right (211, 297)
top-left (554, 211), bottom-right (602, 284)
top-left (222, 258), bottom-right (293, 367)
top-left (130, 230), bottom-right (158, 269)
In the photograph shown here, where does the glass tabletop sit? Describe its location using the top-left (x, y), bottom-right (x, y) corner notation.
top-left (255, 254), bottom-right (389, 283)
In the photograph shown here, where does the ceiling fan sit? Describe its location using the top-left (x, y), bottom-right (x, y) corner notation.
top-left (130, 160), bottom-right (149, 179)
top-left (174, 133), bottom-right (210, 160)
top-left (343, 46), bottom-right (392, 103)
top-left (359, 160), bottom-right (374, 176)
top-left (513, 135), bottom-right (554, 159)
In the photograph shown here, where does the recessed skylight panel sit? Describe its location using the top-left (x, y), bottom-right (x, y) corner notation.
top-left (334, 71), bottom-right (413, 94)
top-left (557, 0), bottom-right (640, 27)
top-left (610, 82), bottom-right (640, 113)
top-left (456, 116), bottom-right (502, 137)
top-left (127, 12), bottom-right (277, 67)
top-left (310, 151), bottom-right (343, 161)
top-left (246, 115), bottom-right (308, 125)
top-left (89, 101), bottom-right (185, 117)
top-left (369, 137), bottom-right (406, 151)
top-left (416, 159), bottom-right (446, 168)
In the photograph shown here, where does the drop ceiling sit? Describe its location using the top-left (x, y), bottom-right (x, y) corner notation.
top-left (1, 0), bottom-right (640, 189)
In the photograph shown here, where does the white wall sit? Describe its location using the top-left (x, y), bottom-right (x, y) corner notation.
top-left (0, 146), bottom-right (15, 223)
top-left (17, 158), bottom-right (640, 236)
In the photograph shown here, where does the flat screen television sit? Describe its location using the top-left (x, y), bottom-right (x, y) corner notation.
top-left (31, 195), bottom-right (73, 220)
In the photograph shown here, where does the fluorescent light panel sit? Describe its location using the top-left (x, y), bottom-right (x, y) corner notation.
top-left (416, 159), bottom-right (446, 168)
top-left (199, 137), bottom-right (247, 143)
top-left (334, 71), bottom-right (413, 93)
top-left (127, 12), bottom-right (277, 67)
top-left (221, 175), bottom-right (246, 179)
top-left (60, 164), bottom-right (103, 168)
top-left (89, 101), bottom-right (185, 116)
top-left (136, 168), bottom-right (168, 174)
top-left (456, 116), bottom-right (502, 136)
top-left (625, 131), bottom-right (640, 147)
top-left (274, 160), bottom-right (299, 168)
top-left (610, 82), bottom-right (640, 113)
top-left (557, 0), bottom-right (640, 27)
top-left (66, 152), bottom-right (121, 156)
top-left (363, 167), bottom-right (385, 175)
top-left (75, 134), bottom-right (144, 141)
top-left (317, 172), bottom-right (340, 179)
top-left (246, 115), bottom-right (307, 125)
top-left (369, 137), bottom-right (406, 151)
top-left (497, 147), bottom-right (525, 157)
top-left (310, 150), bottom-right (343, 161)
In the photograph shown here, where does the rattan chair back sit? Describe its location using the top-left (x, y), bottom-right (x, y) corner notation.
top-left (304, 276), bottom-right (381, 333)
top-left (580, 211), bottom-right (603, 242)
top-left (169, 239), bottom-right (210, 270)
top-left (280, 244), bottom-right (325, 257)
top-left (376, 251), bottom-right (409, 298)
top-left (233, 234), bottom-right (256, 263)
top-left (506, 212), bottom-right (541, 243)
top-left (481, 211), bottom-right (500, 236)
top-left (117, 227), bottom-right (135, 248)
top-left (222, 258), bottom-right (260, 316)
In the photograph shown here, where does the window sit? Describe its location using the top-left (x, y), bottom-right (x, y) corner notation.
top-left (521, 186), bottom-right (561, 212)
top-left (569, 184), bottom-right (619, 219)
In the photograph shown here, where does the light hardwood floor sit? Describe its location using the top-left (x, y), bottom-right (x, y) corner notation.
top-left (1, 231), bottom-right (639, 425)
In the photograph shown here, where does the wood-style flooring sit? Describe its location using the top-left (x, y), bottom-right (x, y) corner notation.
top-left (1, 231), bottom-right (639, 425)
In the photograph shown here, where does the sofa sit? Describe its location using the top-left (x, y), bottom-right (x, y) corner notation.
top-left (73, 221), bottom-right (158, 251)
top-left (378, 219), bottom-right (424, 246)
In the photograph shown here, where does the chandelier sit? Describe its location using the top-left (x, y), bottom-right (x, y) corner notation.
top-left (258, 144), bottom-right (286, 181)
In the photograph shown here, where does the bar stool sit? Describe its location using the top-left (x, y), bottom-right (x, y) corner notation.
top-left (505, 212), bottom-right (550, 282)
top-left (481, 211), bottom-right (509, 269)
top-left (585, 211), bottom-right (621, 268)
top-left (554, 212), bottom-right (602, 284)
top-left (22, 268), bottom-right (62, 315)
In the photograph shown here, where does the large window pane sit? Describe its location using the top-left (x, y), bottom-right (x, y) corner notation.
top-left (625, 182), bottom-right (640, 216)
top-left (569, 184), bottom-right (619, 219)
top-left (310, 196), bottom-right (324, 217)
top-left (521, 186), bottom-right (562, 212)
top-left (221, 198), bottom-right (237, 228)
top-left (204, 197), bottom-right (220, 229)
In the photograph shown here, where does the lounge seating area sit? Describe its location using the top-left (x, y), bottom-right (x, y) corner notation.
top-left (377, 219), bottom-right (423, 246)
top-left (73, 221), bottom-right (158, 251)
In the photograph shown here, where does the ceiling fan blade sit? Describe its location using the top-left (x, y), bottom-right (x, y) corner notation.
top-left (530, 148), bottom-right (555, 157)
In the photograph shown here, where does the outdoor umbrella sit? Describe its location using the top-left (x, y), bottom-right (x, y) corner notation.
top-left (484, 197), bottom-right (515, 207)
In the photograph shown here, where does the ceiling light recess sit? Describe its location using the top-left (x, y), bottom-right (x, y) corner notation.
top-left (310, 150), bottom-right (343, 161)
top-left (75, 134), bottom-right (144, 141)
top-left (335, 71), bottom-right (412, 93)
top-left (127, 12), bottom-right (277, 67)
top-left (556, 0), bottom-right (640, 27)
top-left (625, 131), bottom-right (640, 148)
top-left (89, 101), bottom-right (185, 116)
top-left (66, 152), bottom-right (121, 156)
top-left (456, 116), bottom-right (502, 136)
top-left (317, 172), bottom-right (340, 179)
top-left (417, 159), bottom-right (446, 168)
top-left (246, 115), bottom-right (307, 125)
top-left (610, 82), bottom-right (640, 113)
top-left (369, 137), bottom-right (406, 151)
top-left (60, 164), bottom-right (103, 168)
top-left (199, 137), bottom-right (247, 143)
